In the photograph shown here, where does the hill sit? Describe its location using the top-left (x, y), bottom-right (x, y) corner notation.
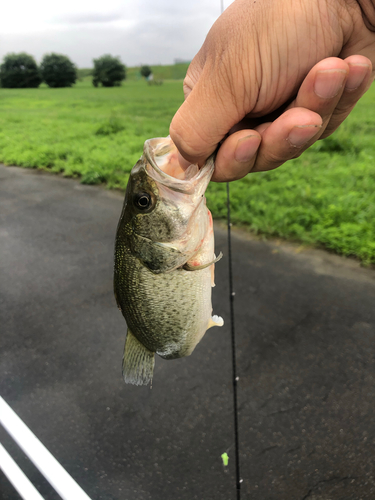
top-left (77, 62), bottom-right (190, 82)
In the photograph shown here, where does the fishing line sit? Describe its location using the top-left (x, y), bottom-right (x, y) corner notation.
top-left (226, 182), bottom-right (242, 499)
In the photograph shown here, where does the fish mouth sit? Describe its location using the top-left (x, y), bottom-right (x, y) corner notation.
top-left (144, 137), bottom-right (214, 195)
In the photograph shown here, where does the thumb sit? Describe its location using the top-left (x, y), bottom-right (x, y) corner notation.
top-left (169, 66), bottom-right (244, 166)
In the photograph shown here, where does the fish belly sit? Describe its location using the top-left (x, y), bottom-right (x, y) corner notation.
top-left (115, 248), bottom-right (213, 359)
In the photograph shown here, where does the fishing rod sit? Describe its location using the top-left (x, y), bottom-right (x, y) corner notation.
top-left (221, 0), bottom-right (242, 495)
top-left (226, 182), bottom-right (242, 499)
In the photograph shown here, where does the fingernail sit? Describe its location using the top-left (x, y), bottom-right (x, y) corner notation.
top-left (288, 125), bottom-right (322, 147)
top-left (234, 135), bottom-right (260, 163)
top-left (345, 64), bottom-right (370, 90)
top-left (314, 69), bottom-right (347, 99)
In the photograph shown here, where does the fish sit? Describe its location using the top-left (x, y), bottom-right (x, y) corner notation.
top-left (114, 136), bottom-right (224, 386)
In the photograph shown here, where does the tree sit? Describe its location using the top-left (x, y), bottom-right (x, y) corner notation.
top-left (0, 53), bottom-right (41, 88)
top-left (140, 65), bottom-right (152, 79)
top-left (40, 53), bottom-right (77, 88)
top-left (92, 55), bottom-right (126, 87)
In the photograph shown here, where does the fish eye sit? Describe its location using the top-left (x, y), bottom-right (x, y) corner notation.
top-left (134, 192), bottom-right (152, 210)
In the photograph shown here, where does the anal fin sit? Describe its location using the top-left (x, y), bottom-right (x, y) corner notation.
top-left (207, 314), bottom-right (224, 329)
top-left (122, 329), bottom-right (155, 386)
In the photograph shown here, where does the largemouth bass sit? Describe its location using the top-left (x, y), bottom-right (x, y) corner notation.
top-left (114, 137), bottom-right (223, 386)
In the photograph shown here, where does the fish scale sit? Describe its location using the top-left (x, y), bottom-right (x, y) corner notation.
top-left (115, 245), bottom-right (212, 358)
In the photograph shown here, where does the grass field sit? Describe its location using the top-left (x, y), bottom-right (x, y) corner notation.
top-left (0, 79), bottom-right (374, 265)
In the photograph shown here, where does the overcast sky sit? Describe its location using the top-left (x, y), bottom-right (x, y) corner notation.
top-left (0, 0), bottom-right (235, 68)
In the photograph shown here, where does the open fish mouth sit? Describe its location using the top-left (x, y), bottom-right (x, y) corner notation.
top-left (144, 137), bottom-right (214, 195)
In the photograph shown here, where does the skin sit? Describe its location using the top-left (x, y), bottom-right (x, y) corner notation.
top-left (169, 0), bottom-right (375, 182)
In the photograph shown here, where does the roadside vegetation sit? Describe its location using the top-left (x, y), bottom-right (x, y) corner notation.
top-left (0, 77), bottom-right (374, 265)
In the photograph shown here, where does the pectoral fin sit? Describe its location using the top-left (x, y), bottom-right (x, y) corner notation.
top-left (183, 252), bottom-right (223, 271)
top-left (122, 329), bottom-right (155, 386)
top-left (130, 234), bottom-right (188, 274)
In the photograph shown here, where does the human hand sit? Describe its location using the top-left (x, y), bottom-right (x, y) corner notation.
top-left (170, 0), bottom-right (375, 181)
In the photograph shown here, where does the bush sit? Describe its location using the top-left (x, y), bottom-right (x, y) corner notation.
top-left (92, 55), bottom-right (126, 87)
top-left (95, 116), bottom-right (125, 136)
top-left (40, 53), bottom-right (77, 88)
top-left (0, 53), bottom-right (41, 88)
top-left (140, 65), bottom-right (152, 79)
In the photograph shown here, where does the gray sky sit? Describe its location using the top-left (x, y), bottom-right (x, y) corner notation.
top-left (0, 0), bottom-right (235, 68)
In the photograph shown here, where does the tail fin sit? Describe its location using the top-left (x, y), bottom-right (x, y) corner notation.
top-left (122, 329), bottom-right (155, 386)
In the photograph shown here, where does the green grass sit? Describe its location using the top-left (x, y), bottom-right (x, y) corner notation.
top-left (127, 63), bottom-right (190, 81)
top-left (76, 68), bottom-right (93, 80)
top-left (0, 80), bottom-right (183, 186)
top-left (0, 79), bottom-right (374, 265)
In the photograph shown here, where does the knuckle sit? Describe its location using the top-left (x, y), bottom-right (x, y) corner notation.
top-left (264, 148), bottom-right (292, 165)
top-left (261, 145), bottom-right (306, 170)
top-left (322, 110), bottom-right (352, 137)
top-left (169, 117), bottom-right (209, 162)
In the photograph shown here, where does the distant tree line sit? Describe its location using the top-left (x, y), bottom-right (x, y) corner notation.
top-left (0, 53), bottom-right (127, 89)
top-left (140, 65), bottom-right (152, 79)
top-left (92, 55), bottom-right (126, 87)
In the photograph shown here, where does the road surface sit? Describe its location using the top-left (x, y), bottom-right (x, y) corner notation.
top-left (1, 164), bottom-right (375, 500)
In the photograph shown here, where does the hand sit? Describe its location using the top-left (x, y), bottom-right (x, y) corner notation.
top-left (170, 0), bottom-right (375, 181)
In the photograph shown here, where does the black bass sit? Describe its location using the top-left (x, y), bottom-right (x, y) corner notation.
top-left (114, 137), bottom-right (223, 386)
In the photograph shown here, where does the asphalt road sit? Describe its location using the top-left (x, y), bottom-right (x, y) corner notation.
top-left (1, 164), bottom-right (375, 500)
